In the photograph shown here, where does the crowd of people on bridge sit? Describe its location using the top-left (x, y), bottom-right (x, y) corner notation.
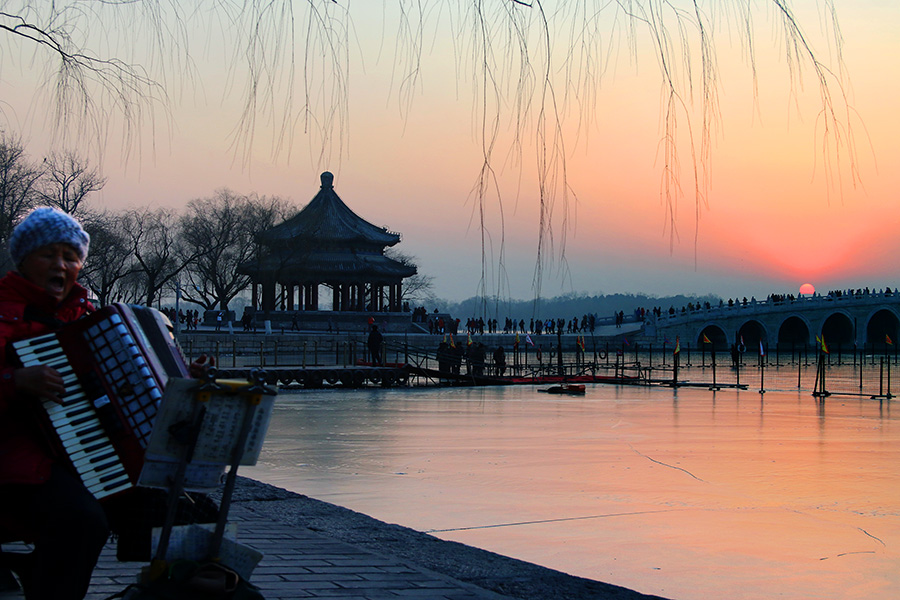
top-left (460, 315), bottom-right (600, 335)
top-left (660, 286), bottom-right (899, 320)
top-left (825, 287), bottom-right (894, 298)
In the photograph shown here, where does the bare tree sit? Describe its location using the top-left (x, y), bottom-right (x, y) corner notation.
top-left (79, 209), bottom-right (135, 307)
top-left (178, 190), bottom-right (294, 311)
top-left (0, 132), bottom-right (42, 268)
top-left (36, 152), bottom-right (107, 215)
top-left (120, 208), bottom-right (192, 308)
top-left (384, 249), bottom-right (434, 306)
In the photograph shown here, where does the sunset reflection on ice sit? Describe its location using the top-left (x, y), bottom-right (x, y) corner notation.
top-left (246, 384), bottom-right (899, 600)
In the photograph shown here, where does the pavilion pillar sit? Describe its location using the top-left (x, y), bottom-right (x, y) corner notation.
top-left (332, 284), bottom-right (340, 311)
top-left (393, 283), bottom-right (402, 311)
top-left (286, 284), bottom-right (294, 311)
top-left (251, 282), bottom-right (259, 310)
top-left (388, 284), bottom-right (396, 312)
top-left (341, 283), bottom-right (351, 312)
top-left (261, 279), bottom-right (276, 312)
top-left (311, 283), bottom-right (319, 311)
top-left (355, 284), bottom-right (364, 311)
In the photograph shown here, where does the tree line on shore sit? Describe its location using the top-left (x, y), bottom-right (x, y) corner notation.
top-left (0, 132), bottom-right (294, 310)
top-left (0, 132), bottom-right (434, 315)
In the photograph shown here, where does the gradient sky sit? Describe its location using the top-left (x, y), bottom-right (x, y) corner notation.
top-left (3, 1), bottom-right (897, 303)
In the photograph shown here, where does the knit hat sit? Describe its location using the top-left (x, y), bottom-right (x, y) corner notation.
top-left (9, 207), bottom-right (90, 267)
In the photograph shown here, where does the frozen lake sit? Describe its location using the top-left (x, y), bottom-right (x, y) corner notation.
top-left (244, 382), bottom-right (899, 600)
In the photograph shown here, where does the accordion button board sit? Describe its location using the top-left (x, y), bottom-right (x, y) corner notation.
top-left (12, 303), bottom-right (190, 501)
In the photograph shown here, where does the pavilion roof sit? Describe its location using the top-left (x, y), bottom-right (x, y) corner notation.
top-left (243, 249), bottom-right (416, 282)
top-left (259, 172), bottom-right (401, 248)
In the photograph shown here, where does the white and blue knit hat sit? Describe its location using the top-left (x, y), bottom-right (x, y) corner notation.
top-left (9, 207), bottom-right (90, 267)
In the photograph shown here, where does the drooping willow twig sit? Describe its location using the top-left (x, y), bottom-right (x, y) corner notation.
top-left (0, 1), bottom-right (860, 311)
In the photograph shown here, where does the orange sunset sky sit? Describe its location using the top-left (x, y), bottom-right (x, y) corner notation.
top-left (2, 1), bottom-right (898, 303)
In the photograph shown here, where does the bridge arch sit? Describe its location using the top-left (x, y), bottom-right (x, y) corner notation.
top-left (697, 323), bottom-right (728, 348)
top-left (821, 311), bottom-right (855, 348)
top-left (865, 308), bottom-right (900, 347)
top-left (736, 319), bottom-right (768, 350)
top-left (652, 293), bottom-right (900, 350)
top-left (777, 314), bottom-right (812, 346)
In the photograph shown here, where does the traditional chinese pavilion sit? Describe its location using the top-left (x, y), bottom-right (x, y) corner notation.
top-left (240, 172), bottom-right (416, 323)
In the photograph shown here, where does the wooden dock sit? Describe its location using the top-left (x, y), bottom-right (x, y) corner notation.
top-left (213, 363), bottom-right (647, 389)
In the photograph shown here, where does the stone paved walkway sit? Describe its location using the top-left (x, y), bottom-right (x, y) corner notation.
top-left (1, 504), bottom-right (512, 600)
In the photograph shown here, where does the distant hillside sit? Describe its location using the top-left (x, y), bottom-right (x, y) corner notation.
top-left (436, 293), bottom-right (723, 321)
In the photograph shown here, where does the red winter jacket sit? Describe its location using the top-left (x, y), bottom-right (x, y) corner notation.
top-left (0, 271), bottom-right (92, 487)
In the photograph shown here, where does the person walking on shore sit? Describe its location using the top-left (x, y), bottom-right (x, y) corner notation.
top-left (493, 346), bottom-right (506, 376)
top-left (368, 325), bottom-right (384, 365)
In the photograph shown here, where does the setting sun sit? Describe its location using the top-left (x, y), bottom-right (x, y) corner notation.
top-left (799, 283), bottom-right (816, 296)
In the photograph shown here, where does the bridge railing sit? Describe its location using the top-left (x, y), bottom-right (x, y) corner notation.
top-left (653, 289), bottom-right (899, 326)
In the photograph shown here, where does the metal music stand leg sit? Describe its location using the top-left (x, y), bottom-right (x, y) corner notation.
top-left (208, 392), bottom-right (260, 561)
top-left (149, 399), bottom-right (209, 579)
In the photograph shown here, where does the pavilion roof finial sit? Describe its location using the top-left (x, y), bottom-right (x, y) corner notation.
top-left (320, 171), bottom-right (334, 189)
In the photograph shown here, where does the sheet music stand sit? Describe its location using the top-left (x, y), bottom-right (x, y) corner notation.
top-left (138, 368), bottom-right (276, 581)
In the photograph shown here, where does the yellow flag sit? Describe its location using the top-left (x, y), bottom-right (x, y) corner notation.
top-left (674, 337), bottom-right (681, 354)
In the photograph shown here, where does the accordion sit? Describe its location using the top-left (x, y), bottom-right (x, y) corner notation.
top-left (12, 303), bottom-right (189, 500)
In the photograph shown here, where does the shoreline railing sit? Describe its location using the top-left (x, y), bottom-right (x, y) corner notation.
top-left (181, 335), bottom-right (895, 399)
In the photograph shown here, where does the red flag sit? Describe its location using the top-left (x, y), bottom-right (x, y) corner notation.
top-left (674, 337), bottom-right (681, 355)
top-left (886, 334), bottom-right (894, 346)
top-left (702, 334), bottom-right (711, 344)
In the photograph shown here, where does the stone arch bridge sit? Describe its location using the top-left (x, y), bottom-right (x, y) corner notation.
top-left (648, 291), bottom-right (900, 352)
